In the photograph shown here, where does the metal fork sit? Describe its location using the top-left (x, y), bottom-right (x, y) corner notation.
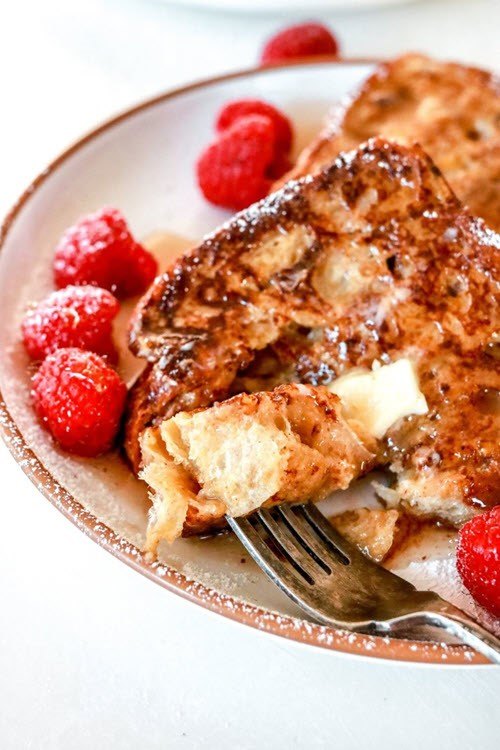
top-left (227, 503), bottom-right (500, 664)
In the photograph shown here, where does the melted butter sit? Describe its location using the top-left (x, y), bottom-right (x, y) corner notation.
top-left (328, 359), bottom-right (428, 440)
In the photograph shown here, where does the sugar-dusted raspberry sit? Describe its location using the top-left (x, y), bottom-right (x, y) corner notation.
top-left (216, 99), bottom-right (293, 157)
top-left (32, 348), bottom-right (127, 456)
top-left (260, 22), bottom-right (339, 66)
top-left (197, 114), bottom-right (276, 210)
top-left (456, 506), bottom-right (500, 618)
top-left (53, 207), bottom-right (158, 298)
top-left (21, 285), bottom-right (119, 362)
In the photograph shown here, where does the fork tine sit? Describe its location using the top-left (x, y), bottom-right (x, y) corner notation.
top-left (257, 508), bottom-right (324, 580)
top-left (302, 503), bottom-right (419, 592)
top-left (301, 503), bottom-right (362, 562)
top-left (228, 514), bottom-right (357, 622)
top-left (227, 516), bottom-right (314, 591)
top-left (277, 505), bottom-right (343, 572)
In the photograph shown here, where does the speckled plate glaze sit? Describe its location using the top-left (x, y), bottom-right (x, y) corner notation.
top-left (0, 59), bottom-right (492, 665)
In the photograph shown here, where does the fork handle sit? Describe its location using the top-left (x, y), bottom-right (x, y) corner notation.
top-left (438, 614), bottom-right (500, 664)
top-left (423, 605), bottom-right (500, 664)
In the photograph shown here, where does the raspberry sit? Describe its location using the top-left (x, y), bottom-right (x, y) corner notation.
top-left (267, 150), bottom-right (293, 181)
top-left (216, 100), bottom-right (293, 157)
top-left (32, 348), bottom-right (127, 457)
top-left (456, 506), bottom-right (500, 618)
top-left (197, 114), bottom-right (276, 210)
top-left (21, 285), bottom-right (119, 362)
top-left (53, 207), bottom-right (158, 298)
top-left (260, 22), bottom-right (339, 66)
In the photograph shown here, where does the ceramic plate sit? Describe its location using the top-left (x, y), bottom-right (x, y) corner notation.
top-left (0, 59), bottom-right (493, 665)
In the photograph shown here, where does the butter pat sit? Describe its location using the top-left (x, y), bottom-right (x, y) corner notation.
top-left (328, 359), bottom-right (428, 440)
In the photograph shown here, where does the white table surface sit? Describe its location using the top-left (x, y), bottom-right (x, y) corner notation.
top-left (1, 1), bottom-right (499, 747)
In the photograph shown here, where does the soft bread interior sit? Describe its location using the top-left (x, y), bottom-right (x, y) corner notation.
top-left (140, 384), bottom-right (375, 553)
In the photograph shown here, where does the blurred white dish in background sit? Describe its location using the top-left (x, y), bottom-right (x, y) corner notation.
top-left (162, 0), bottom-right (417, 11)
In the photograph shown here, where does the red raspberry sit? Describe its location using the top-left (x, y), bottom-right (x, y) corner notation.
top-left (32, 348), bottom-right (127, 457)
top-left (216, 100), bottom-right (293, 158)
top-left (267, 150), bottom-right (293, 181)
top-left (197, 114), bottom-right (276, 210)
top-left (260, 22), bottom-right (339, 66)
top-left (456, 507), bottom-right (500, 618)
top-left (53, 207), bottom-right (158, 298)
top-left (21, 285), bottom-right (119, 362)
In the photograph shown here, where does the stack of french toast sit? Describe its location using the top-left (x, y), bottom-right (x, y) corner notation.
top-left (124, 54), bottom-right (500, 556)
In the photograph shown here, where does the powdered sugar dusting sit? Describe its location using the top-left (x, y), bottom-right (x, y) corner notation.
top-left (396, 554), bottom-right (500, 638)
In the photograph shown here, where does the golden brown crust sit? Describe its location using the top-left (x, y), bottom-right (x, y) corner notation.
top-left (126, 138), bottom-right (500, 525)
top-left (277, 54), bottom-right (500, 231)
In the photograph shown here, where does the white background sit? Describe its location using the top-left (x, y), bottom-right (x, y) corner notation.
top-left (1, 1), bottom-right (499, 747)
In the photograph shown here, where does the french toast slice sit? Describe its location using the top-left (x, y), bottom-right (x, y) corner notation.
top-left (126, 139), bottom-right (500, 539)
top-left (278, 54), bottom-right (500, 231)
top-left (141, 384), bottom-right (375, 552)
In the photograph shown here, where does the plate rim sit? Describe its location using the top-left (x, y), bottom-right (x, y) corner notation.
top-left (0, 58), bottom-right (486, 666)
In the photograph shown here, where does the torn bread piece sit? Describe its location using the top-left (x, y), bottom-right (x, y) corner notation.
top-left (330, 508), bottom-right (411, 563)
top-left (140, 384), bottom-right (375, 552)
